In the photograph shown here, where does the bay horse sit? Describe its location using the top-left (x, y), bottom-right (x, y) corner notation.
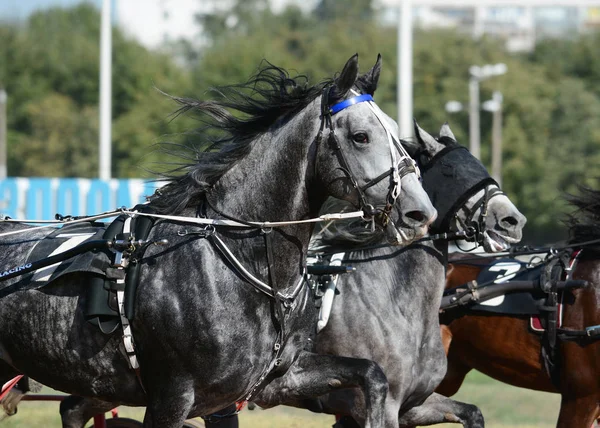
top-left (0, 54), bottom-right (436, 428)
top-left (438, 185), bottom-right (600, 428)
top-left (249, 122), bottom-right (526, 427)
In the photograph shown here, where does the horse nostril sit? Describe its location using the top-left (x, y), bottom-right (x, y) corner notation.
top-left (404, 210), bottom-right (426, 224)
top-left (502, 216), bottom-right (519, 227)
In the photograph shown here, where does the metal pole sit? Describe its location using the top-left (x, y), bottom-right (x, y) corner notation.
top-left (0, 89), bottom-right (6, 179)
top-left (398, 0), bottom-right (413, 139)
top-left (99, 0), bottom-right (112, 180)
top-left (468, 76), bottom-right (480, 159)
top-left (491, 91), bottom-right (503, 187)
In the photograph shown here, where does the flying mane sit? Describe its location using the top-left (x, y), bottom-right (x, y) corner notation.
top-left (148, 63), bottom-right (342, 215)
top-left (566, 185), bottom-right (600, 246)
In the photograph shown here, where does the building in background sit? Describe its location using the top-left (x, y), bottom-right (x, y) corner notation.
top-left (378, 1), bottom-right (599, 52)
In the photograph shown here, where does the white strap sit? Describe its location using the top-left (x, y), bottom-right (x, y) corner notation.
top-left (115, 215), bottom-right (139, 370)
top-left (0, 209), bottom-right (366, 238)
top-left (316, 252), bottom-right (345, 333)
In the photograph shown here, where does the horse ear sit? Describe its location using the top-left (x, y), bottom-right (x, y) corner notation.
top-left (413, 119), bottom-right (443, 154)
top-left (356, 54), bottom-right (382, 95)
top-left (439, 122), bottom-right (456, 141)
top-left (336, 54), bottom-right (360, 95)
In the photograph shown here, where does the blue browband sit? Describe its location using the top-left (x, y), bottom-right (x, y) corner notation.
top-left (329, 94), bottom-right (374, 115)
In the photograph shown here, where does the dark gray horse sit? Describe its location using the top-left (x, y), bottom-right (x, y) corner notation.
top-left (0, 54), bottom-right (435, 428)
top-left (251, 122), bottom-right (527, 427)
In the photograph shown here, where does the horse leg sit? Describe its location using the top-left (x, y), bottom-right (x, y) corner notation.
top-left (59, 395), bottom-right (116, 428)
top-left (397, 393), bottom-right (484, 428)
top-left (434, 357), bottom-right (472, 397)
top-left (256, 351), bottom-right (395, 428)
top-left (142, 378), bottom-right (195, 428)
top-left (556, 394), bottom-right (599, 428)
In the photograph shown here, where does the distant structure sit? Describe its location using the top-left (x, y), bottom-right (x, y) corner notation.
top-left (114, 0), bottom-right (600, 53)
top-left (378, 1), bottom-right (600, 52)
top-left (116, 0), bottom-right (317, 50)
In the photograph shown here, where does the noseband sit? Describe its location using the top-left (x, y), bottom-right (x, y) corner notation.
top-left (316, 87), bottom-right (418, 226)
top-left (418, 144), bottom-right (502, 244)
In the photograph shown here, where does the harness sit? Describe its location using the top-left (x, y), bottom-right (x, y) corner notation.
top-left (441, 246), bottom-right (600, 387)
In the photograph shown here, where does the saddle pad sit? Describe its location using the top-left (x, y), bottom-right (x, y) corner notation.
top-left (26, 221), bottom-right (111, 285)
top-left (467, 258), bottom-right (546, 316)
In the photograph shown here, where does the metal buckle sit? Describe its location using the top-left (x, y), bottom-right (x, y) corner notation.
top-left (586, 325), bottom-right (600, 337)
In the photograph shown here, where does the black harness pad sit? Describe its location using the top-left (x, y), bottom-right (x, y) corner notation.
top-left (467, 258), bottom-right (546, 316)
top-left (25, 206), bottom-right (155, 334)
top-left (26, 222), bottom-right (111, 283)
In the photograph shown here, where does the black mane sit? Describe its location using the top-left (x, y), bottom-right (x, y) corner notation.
top-left (149, 62), bottom-right (341, 215)
top-left (566, 185), bottom-right (600, 245)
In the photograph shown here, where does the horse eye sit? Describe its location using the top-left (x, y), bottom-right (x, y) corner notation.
top-left (352, 132), bottom-right (369, 144)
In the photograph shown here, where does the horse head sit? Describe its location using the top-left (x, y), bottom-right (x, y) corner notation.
top-left (316, 54), bottom-right (436, 245)
top-left (404, 122), bottom-right (526, 252)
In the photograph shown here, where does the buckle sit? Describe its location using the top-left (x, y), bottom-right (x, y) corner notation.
top-left (586, 325), bottom-right (600, 337)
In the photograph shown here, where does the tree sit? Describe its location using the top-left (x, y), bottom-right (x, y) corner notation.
top-left (1, 4), bottom-right (193, 178)
top-left (188, 10), bottom-right (600, 244)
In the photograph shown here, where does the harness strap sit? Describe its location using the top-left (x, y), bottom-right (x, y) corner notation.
top-left (316, 252), bottom-right (345, 333)
top-left (114, 215), bottom-right (140, 371)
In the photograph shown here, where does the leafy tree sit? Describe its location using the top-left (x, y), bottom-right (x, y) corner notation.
top-left (314, 0), bottom-right (374, 22)
top-left (188, 6), bottom-right (600, 243)
top-left (4, 1), bottom-right (600, 243)
top-left (1, 4), bottom-right (193, 178)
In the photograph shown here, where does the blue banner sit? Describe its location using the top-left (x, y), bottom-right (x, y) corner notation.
top-left (0, 178), bottom-right (162, 220)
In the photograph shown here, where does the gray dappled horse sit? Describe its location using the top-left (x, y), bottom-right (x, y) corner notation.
top-left (0, 55), bottom-right (436, 428)
top-left (252, 123), bottom-right (526, 427)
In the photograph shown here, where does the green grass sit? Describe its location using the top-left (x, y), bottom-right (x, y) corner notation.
top-left (2, 371), bottom-right (561, 427)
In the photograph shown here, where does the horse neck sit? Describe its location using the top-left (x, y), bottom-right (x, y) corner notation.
top-left (212, 104), bottom-right (322, 224)
top-left (207, 103), bottom-right (324, 289)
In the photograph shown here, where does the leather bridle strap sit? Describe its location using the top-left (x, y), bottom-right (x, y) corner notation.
top-left (455, 185), bottom-right (505, 243)
top-left (318, 87), bottom-right (417, 223)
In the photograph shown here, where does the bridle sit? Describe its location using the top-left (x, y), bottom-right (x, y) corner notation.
top-left (418, 144), bottom-right (503, 246)
top-left (315, 86), bottom-right (419, 228)
top-left (454, 184), bottom-right (505, 247)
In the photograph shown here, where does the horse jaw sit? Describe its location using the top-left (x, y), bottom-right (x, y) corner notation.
top-left (482, 193), bottom-right (527, 252)
top-left (383, 173), bottom-right (436, 246)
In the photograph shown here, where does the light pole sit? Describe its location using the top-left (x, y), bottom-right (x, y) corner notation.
top-left (398, 0), bottom-right (413, 139)
top-left (468, 63), bottom-right (507, 160)
top-left (99, 0), bottom-right (112, 180)
top-left (482, 91), bottom-right (504, 187)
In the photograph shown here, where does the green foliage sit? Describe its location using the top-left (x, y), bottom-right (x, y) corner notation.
top-left (4, 1), bottom-right (600, 243)
top-left (189, 4), bottom-right (600, 243)
top-left (1, 4), bottom-right (193, 178)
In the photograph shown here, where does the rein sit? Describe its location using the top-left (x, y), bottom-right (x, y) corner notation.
top-left (0, 208), bottom-right (368, 238)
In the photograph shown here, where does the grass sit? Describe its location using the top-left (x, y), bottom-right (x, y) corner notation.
top-left (1, 371), bottom-right (561, 427)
